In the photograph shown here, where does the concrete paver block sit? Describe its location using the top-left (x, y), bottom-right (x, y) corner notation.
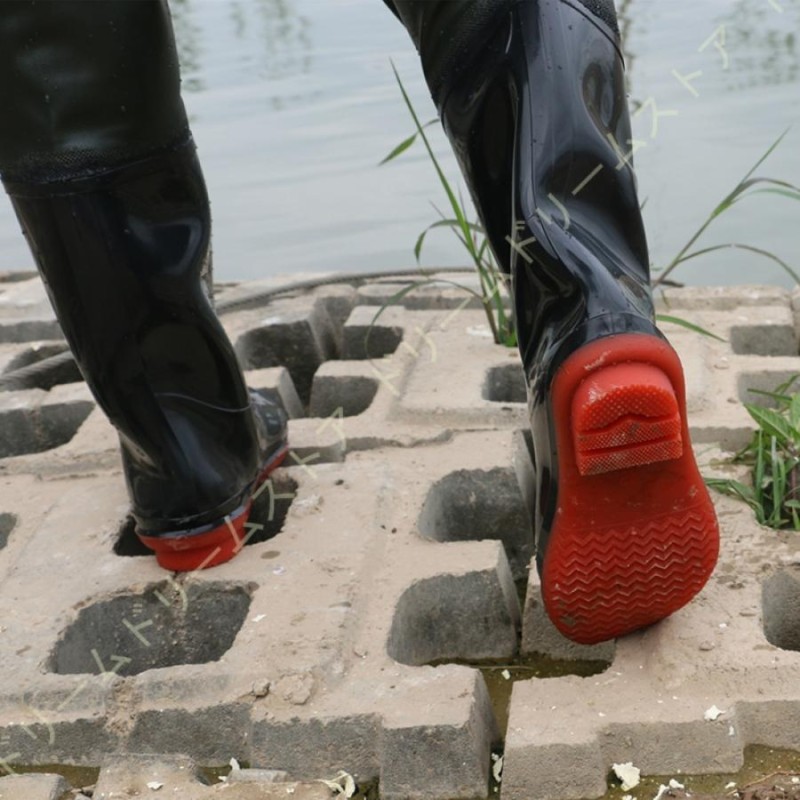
top-left (246, 367), bottom-right (305, 419)
top-left (3, 276), bottom-right (800, 799)
top-left (380, 669), bottom-right (498, 800)
top-left (0, 387), bottom-right (93, 458)
top-left (417, 465), bottom-right (532, 580)
top-left (0, 773), bottom-right (67, 800)
top-left (309, 361), bottom-right (379, 418)
top-left (341, 305), bottom-right (404, 360)
top-left (229, 299), bottom-right (339, 404)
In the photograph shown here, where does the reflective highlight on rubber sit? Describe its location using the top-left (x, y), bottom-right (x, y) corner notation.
top-left (137, 445), bottom-right (289, 572)
top-left (541, 334), bottom-right (719, 644)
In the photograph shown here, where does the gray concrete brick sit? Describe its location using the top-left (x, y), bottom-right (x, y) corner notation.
top-left (309, 361), bottom-right (379, 419)
top-left (341, 305), bottom-right (404, 360)
top-left (229, 299), bottom-right (339, 404)
top-left (355, 279), bottom-right (485, 311)
top-left (416, 466), bottom-right (532, 580)
top-left (656, 283), bottom-right (791, 311)
top-left (245, 366), bottom-right (305, 419)
top-left (3, 273), bottom-right (800, 800)
top-left (0, 773), bottom-right (67, 800)
top-left (250, 714), bottom-right (381, 783)
top-left (127, 703), bottom-right (252, 763)
top-left (285, 419), bottom-right (346, 463)
top-left (380, 669), bottom-right (498, 800)
top-left (0, 385), bottom-right (93, 459)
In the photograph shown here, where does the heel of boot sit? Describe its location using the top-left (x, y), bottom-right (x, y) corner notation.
top-left (136, 445), bottom-right (289, 572)
top-left (541, 334), bottom-right (720, 644)
top-left (572, 362), bottom-right (683, 475)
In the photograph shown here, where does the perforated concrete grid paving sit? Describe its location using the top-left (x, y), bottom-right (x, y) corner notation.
top-left (1, 273), bottom-right (800, 799)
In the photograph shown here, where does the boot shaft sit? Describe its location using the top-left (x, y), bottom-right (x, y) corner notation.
top-left (4, 143), bottom-right (263, 533)
top-left (0, 0), bottom-right (188, 183)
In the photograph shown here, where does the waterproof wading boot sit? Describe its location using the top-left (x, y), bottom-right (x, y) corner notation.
top-left (0, 0), bottom-right (287, 572)
top-left (3, 143), bottom-right (288, 571)
top-left (391, 0), bottom-right (720, 643)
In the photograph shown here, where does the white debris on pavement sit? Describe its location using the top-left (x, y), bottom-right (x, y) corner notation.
top-left (318, 770), bottom-right (356, 798)
top-left (703, 705), bottom-right (725, 721)
top-left (612, 762), bottom-right (641, 791)
top-left (492, 754), bottom-right (504, 783)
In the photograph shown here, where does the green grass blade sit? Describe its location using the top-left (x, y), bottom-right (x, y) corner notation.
top-left (744, 187), bottom-right (800, 202)
top-left (740, 128), bottom-right (791, 184)
top-left (656, 314), bottom-right (726, 342)
top-left (379, 133), bottom-right (419, 166)
top-left (791, 394), bottom-right (800, 430)
top-left (391, 63), bottom-right (473, 256)
top-left (654, 129), bottom-right (792, 287)
top-left (747, 388), bottom-right (793, 405)
top-left (745, 404), bottom-right (795, 443)
top-left (414, 218), bottom-right (484, 263)
top-left (704, 477), bottom-right (755, 502)
top-left (378, 119), bottom-right (440, 165)
top-left (671, 243), bottom-right (800, 285)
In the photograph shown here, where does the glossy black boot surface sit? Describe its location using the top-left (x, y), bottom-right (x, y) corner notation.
top-left (393, 0), bottom-right (720, 642)
top-left (1, 0), bottom-right (288, 571)
top-left (4, 143), bottom-right (288, 568)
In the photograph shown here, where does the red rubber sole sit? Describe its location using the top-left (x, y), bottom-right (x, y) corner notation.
top-left (541, 334), bottom-right (719, 644)
top-left (137, 445), bottom-right (289, 572)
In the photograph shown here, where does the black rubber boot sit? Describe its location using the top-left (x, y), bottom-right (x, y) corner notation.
top-left (0, 1), bottom-right (287, 571)
top-left (392, 0), bottom-right (720, 643)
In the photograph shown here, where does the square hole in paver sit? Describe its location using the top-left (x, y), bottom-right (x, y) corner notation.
top-left (1, 343), bottom-right (82, 390)
top-left (730, 324), bottom-right (797, 357)
top-left (763, 569), bottom-right (800, 652)
top-left (48, 581), bottom-right (253, 676)
top-left (0, 513), bottom-right (16, 550)
top-left (738, 372), bottom-right (800, 408)
top-left (236, 305), bottom-right (398, 418)
top-left (0, 401), bottom-right (94, 458)
top-left (483, 364), bottom-right (526, 404)
top-left (417, 468), bottom-right (533, 579)
top-left (309, 374), bottom-right (378, 418)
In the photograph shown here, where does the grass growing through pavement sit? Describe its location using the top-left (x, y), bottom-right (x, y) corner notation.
top-left (707, 377), bottom-right (800, 530)
top-left (380, 73), bottom-right (800, 347)
top-left (379, 64), bottom-right (516, 347)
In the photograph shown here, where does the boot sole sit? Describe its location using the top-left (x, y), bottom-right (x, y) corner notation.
top-left (540, 333), bottom-right (719, 644)
top-left (137, 443), bottom-right (289, 572)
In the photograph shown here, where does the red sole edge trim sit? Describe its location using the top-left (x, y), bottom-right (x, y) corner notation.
top-left (137, 443), bottom-right (289, 572)
top-left (541, 334), bottom-right (720, 644)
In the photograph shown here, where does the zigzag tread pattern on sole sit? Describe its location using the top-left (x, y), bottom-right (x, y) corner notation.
top-left (545, 507), bottom-right (718, 644)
